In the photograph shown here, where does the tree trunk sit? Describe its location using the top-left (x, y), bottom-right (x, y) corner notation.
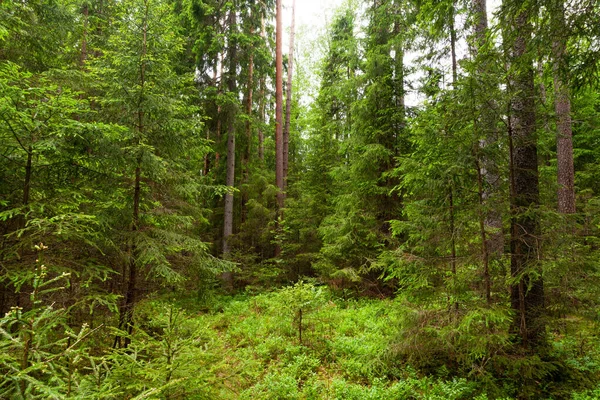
top-left (507, 8), bottom-right (544, 349)
top-left (449, 5), bottom-right (457, 86)
top-left (283, 0), bottom-right (296, 188)
top-left (258, 17), bottom-right (266, 162)
top-left (117, 1), bottom-right (148, 348)
top-left (274, 0), bottom-right (284, 256)
top-left (80, 3), bottom-right (88, 66)
top-left (552, 0), bottom-right (575, 214)
top-left (275, 0), bottom-right (284, 210)
top-left (473, 0), bottom-right (503, 290)
top-left (222, 5), bottom-right (238, 288)
top-left (241, 21), bottom-right (254, 225)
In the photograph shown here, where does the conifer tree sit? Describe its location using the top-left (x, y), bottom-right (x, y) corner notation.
top-left (502, 0), bottom-right (545, 348)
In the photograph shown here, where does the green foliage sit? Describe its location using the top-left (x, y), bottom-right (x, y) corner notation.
top-left (0, 250), bottom-right (102, 399)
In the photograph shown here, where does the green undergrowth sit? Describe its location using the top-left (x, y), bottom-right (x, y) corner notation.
top-left (2, 278), bottom-right (599, 398)
top-left (132, 282), bottom-right (600, 399)
top-left (156, 283), bottom-right (484, 399)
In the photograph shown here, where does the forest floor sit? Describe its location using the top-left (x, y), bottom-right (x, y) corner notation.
top-left (128, 283), bottom-right (600, 400)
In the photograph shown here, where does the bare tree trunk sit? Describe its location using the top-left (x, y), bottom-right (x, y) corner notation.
top-left (215, 52), bottom-right (226, 171)
top-left (241, 20), bottom-right (254, 225)
top-left (552, 0), bottom-right (575, 214)
top-left (204, 57), bottom-right (221, 176)
top-left (80, 3), bottom-right (88, 66)
top-left (258, 17), bottom-right (266, 162)
top-left (448, 2), bottom-right (458, 313)
top-left (283, 0), bottom-right (296, 188)
top-left (275, 0), bottom-right (284, 211)
top-left (223, 5), bottom-right (238, 288)
top-left (507, 8), bottom-right (544, 349)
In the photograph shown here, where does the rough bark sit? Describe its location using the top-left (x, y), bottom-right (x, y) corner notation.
top-left (552, 0), bottom-right (576, 214)
top-left (283, 0), bottom-right (296, 188)
top-left (507, 9), bottom-right (544, 349)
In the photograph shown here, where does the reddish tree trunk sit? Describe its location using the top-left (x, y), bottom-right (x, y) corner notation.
top-left (552, 0), bottom-right (575, 214)
top-left (275, 0), bottom-right (284, 210)
top-left (258, 17), bottom-right (266, 162)
top-left (283, 0), bottom-right (296, 188)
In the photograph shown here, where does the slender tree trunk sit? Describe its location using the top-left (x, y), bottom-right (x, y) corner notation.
top-left (507, 7), bottom-right (544, 349)
top-left (275, 0), bottom-right (284, 210)
top-left (449, 5), bottom-right (458, 85)
top-left (552, 0), bottom-right (575, 214)
top-left (476, 156), bottom-right (492, 304)
top-left (242, 22), bottom-right (254, 224)
top-left (449, 185), bottom-right (458, 312)
top-left (23, 148), bottom-right (32, 208)
top-left (447, 1), bottom-right (458, 312)
top-left (80, 3), bottom-right (88, 66)
top-left (258, 17), bottom-right (266, 162)
top-left (283, 0), bottom-right (296, 188)
top-left (274, 0), bottom-right (284, 256)
top-left (123, 163), bottom-right (141, 347)
top-left (472, 0), bottom-right (503, 278)
top-left (215, 52), bottom-right (226, 171)
top-left (222, 5), bottom-right (238, 288)
top-left (204, 57), bottom-right (220, 176)
top-left (117, 0), bottom-right (148, 348)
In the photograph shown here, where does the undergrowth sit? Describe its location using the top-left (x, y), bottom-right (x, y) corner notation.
top-left (2, 277), bottom-right (599, 398)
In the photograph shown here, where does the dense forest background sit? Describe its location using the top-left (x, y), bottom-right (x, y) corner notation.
top-left (2, 0), bottom-right (600, 398)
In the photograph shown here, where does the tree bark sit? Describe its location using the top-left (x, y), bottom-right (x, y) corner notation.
top-left (283, 0), bottom-right (296, 188)
top-left (241, 20), bottom-right (254, 224)
top-left (507, 8), bottom-right (544, 349)
top-left (552, 0), bottom-right (575, 214)
top-left (258, 17), bottom-right (266, 162)
top-left (471, 1), bottom-right (504, 304)
top-left (223, 5), bottom-right (238, 285)
top-left (275, 0), bottom-right (284, 210)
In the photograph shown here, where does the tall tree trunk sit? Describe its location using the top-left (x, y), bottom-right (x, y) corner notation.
top-left (274, 0), bottom-right (284, 256)
top-left (258, 17), bottom-right (266, 162)
top-left (507, 7), bottom-right (544, 349)
top-left (117, 0), bottom-right (148, 348)
top-left (552, 0), bottom-right (575, 214)
top-left (215, 52), bottom-right (225, 171)
top-left (275, 0), bottom-right (284, 210)
top-left (241, 21), bottom-right (254, 224)
top-left (80, 3), bottom-right (88, 66)
top-left (283, 0), bottom-right (296, 188)
top-left (449, 5), bottom-right (458, 86)
top-left (222, 5), bottom-right (238, 288)
top-left (204, 56), bottom-right (221, 176)
top-left (473, 0), bottom-right (503, 298)
top-left (122, 163), bottom-right (141, 347)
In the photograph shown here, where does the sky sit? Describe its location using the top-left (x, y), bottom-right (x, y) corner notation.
top-left (284, 0), bottom-right (344, 34)
top-left (281, 0), bottom-right (502, 107)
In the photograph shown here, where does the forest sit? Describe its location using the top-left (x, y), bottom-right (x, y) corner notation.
top-left (1, 0), bottom-right (600, 398)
